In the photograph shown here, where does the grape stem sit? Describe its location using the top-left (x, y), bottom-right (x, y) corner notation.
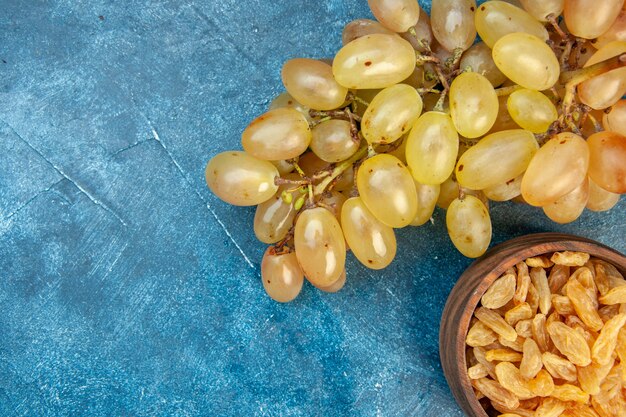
top-left (547, 14), bottom-right (569, 41)
top-left (313, 146), bottom-right (367, 197)
top-left (495, 84), bottom-right (522, 97)
top-left (274, 177), bottom-right (309, 186)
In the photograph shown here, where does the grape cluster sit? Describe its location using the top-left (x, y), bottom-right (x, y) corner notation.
top-left (206, 0), bottom-right (626, 302)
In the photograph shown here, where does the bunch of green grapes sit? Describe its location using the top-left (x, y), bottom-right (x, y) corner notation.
top-left (206, 0), bottom-right (626, 302)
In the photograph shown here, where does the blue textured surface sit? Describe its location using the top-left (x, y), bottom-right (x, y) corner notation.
top-left (0, 1), bottom-right (624, 416)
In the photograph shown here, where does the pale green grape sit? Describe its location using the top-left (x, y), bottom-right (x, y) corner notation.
top-left (490, 95), bottom-right (521, 133)
top-left (456, 129), bottom-right (538, 190)
top-left (483, 175), bottom-right (523, 201)
top-left (507, 89), bottom-right (558, 133)
top-left (492, 33), bottom-right (560, 91)
top-left (587, 131), bottom-right (626, 193)
top-left (368, 0), bottom-right (420, 33)
top-left (294, 207), bottom-right (346, 288)
top-left (595, 8), bottom-right (626, 49)
top-left (282, 58), bottom-right (348, 111)
top-left (410, 181), bottom-right (440, 226)
top-left (242, 108), bottom-right (311, 160)
top-left (357, 154), bottom-right (418, 228)
top-left (298, 151), bottom-right (329, 177)
top-left (437, 175), bottom-right (489, 209)
top-left (564, 0), bottom-right (624, 39)
top-left (449, 72), bottom-right (499, 138)
top-left (406, 111), bottom-right (459, 185)
top-left (521, 133), bottom-right (590, 206)
top-left (431, 0), bottom-right (477, 52)
top-left (587, 177), bottom-right (621, 212)
top-left (254, 175), bottom-right (299, 244)
top-left (270, 159), bottom-right (296, 175)
top-left (542, 178), bottom-right (589, 224)
top-left (459, 42), bottom-right (507, 87)
top-left (342, 19), bottom-right (396, 45)
top-left (400, 6), bottom-right (433, 53)
top-left (319, 190), bottom-right (347, 223)
top-left (578, 41), bottom-right (626, 110)
top-left (603, 99), bottom-right (626, 136)
top-left (341, 197), bottom-right (397, 269)
top-left (446, 195), bottom-right (492, 258)
top-left (206, 151), bottom-right (278, 206)
top-left (475, 0), bottom-right (549, 48)
top-left (519, 0), bottom-right (564, 21)
top-left (333, 34), bottom-right (416, 89)
top-left (261, 248), bottom-right (304, 303)
top-left (269, 92), bottom-right (313, 123)
top-left (362, 84), bottom-right (423, 144)
top-left (312, 269), bottom-right (347, 293)
top-left (311, 119), bottom-right (359, 162)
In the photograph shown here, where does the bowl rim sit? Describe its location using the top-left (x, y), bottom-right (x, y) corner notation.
top-left (439, 232), bottom-right (626, 417)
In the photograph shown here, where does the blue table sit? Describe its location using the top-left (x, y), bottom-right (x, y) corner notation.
top-left (0, 1), bottom-right (624, 415)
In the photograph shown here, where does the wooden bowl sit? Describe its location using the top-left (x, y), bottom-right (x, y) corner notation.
top-left (439, 233), bottom-right (626, 417)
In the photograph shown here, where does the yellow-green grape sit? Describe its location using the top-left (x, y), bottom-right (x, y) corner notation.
top-left (519, 0), bottom-right (564, 21)
top-left (341, 197), bottom-right (397, 269)
top-left (312, 269), bottom-right (347, 293)
top-left (362, 84), bottom-right (423, 144)
top-left (446, 195), bottom-right (492, 258)
top-left (406, 111), bottom-right (459, 185)
top-left (342, 19), bottom-right (396, 45)
top-left (595, 8), bottom-right (626, 50)
top-left (587, 130), bottom-right (626, 193)
top-left (319, 190), bottom-right (347, 223)
top-left (490, 95), bottom-right (520, 133)
top-left (333, 34), bottom-right (416, 89)
top-left (271, 159), bottom-right (296, 175)
top-left (587, 177), bottom-right (621, 212)
top-left (542, 178), bottom-right (589, 224)
top-left (298, 151), bottom-right (329, 177)
top-left (357, 154), bottom-right (418, 228)
top-left (449, 72), bottom-right (499, 138)
top-left (475, 1), bottom-right (549, 48)
top-left (261, 248), bottom-right (304, 303)
top-left (578, 41), bottom-right (626, 110)
top-left (241, 108), bottom-right (311, 160)
top-left (205, 151), bottom-right (279, 206)
top-left (353, 89), bottom-right (382, 117)
top-left (294, 207), bottom-right (346, 288)
top-left (564, 0), bottom-right (624, 39)
top-left (507, 89), bottom-right (558, 133)
top-left (400, 66), bottom-right (428, 89)
top-left (410, 180), bottom-right (440, 226)
top-left (459, 42), bottom-right (508, 87)
top-left (431, 0), bottom-right (477, 52)
top-left (269, 92), bottom-right (313, 123)
top-left (437, 176), bottom-right (460, 209)
top-left (253, 174), bottom-right (300, 244)
top-left (334, 166), bottom-right (355, 192)
top-left (281, 58), bottom-right (348, 111)
top-left (492, 33), bottom-right (560, 91)
top-left (455, 130), bottom-right (538, 190)
top-left (603, 99), bottom-right (626, 136)
top-left (521, 133), bottom-right (590, 206)
top-left (401, 6), bottom-right (433, 53)
top-left (368, 0), bottom-right (420, 33)
top-left (311, 120), bottom-right (359, 162)
top-left (386, 135), bottom-right (408, 163)
top-left (483, 175), bottom-right (523, 201)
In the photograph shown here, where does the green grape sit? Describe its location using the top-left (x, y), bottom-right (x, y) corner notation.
top-left (578, 41), bottom-right (626, 110)
top-left (386, 135), bottom-right (408, 163)
top-left (312, 269), bottom-right (347, 293)
top-left (602, 99), bottom-right (626, 136)
top-left (489, 95), bottom-right (520, 133)
top-left (271, 159), bottom-right (296, 175)
top-left (254, 175), bottom-right (299, 244)
top-left (333, 34), bottom-right (416, 89)
top-left (357, 154), bottom-right (418, 228)
top-left (241, 108), bottom-right (311, 160)
top-left (431, 0), bottom-right (477, 52)
top-left (437, 175), bottom-right (460, 209)
top-left (205, 151), bottom-right (279, 206)
top-left (400, 6), bottom-right (433, 53)
top-left (483, 175), bottom-right (523, 201)
top-left (281, 58), bottom-right (348, 111)
top-left (294, 207), bottom-right (346, 288)
top-left (564, 0), bottom-right (624, 39)
top-left (319, 190), bottom-right (347, 223)
top-left (507, 89), bottom-right (558, 133)
top-left (269, 92), bottom-right (313, 123)
top-left (410, 180), bottom-right (440, 226)
top-left (587, 177), bottom-right (621, 212)
top-left (334, 166), bottom-right (355, 192)
top-left (542, 178), bottom-right (589, 224)
top-left (475, 0), bottom-right (549, 48)
top-left (587, 131), bottom-right (626, 193)
top-left (595, 8), bottom-right (626, 49)
top-left (362, 84), bottom-right (423, 144)
top-left (261, 248), bottom-right (304, 303)
top-left (459, 42), bottom-right (507, 87)
top-left (519, 0), bottom-right (564, 21)
top-left (456, 130), bottom-right (538, 190)
top-left (406, 111), bottom-right (459, 185)
top-left (311, 119), bottom-right (359, 163)
top-left (446, 195), bottom-right (492, 258)
top-left (400, 66), bottom-right (427, 89)
top-left (341, 197), bottom-right (397, 269)
top-left (368, 0), bottom-right (420, 33)
top-left (342, 19), bottom-right (396, 45)
top-left (492, 33), bottom-right (560, 91)
top-left (521, 133), bottom-right (590, 206)
top-left (449, 72), bottom-right (499, 138)
top-left (298, 151), bottom-right (329, 177)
